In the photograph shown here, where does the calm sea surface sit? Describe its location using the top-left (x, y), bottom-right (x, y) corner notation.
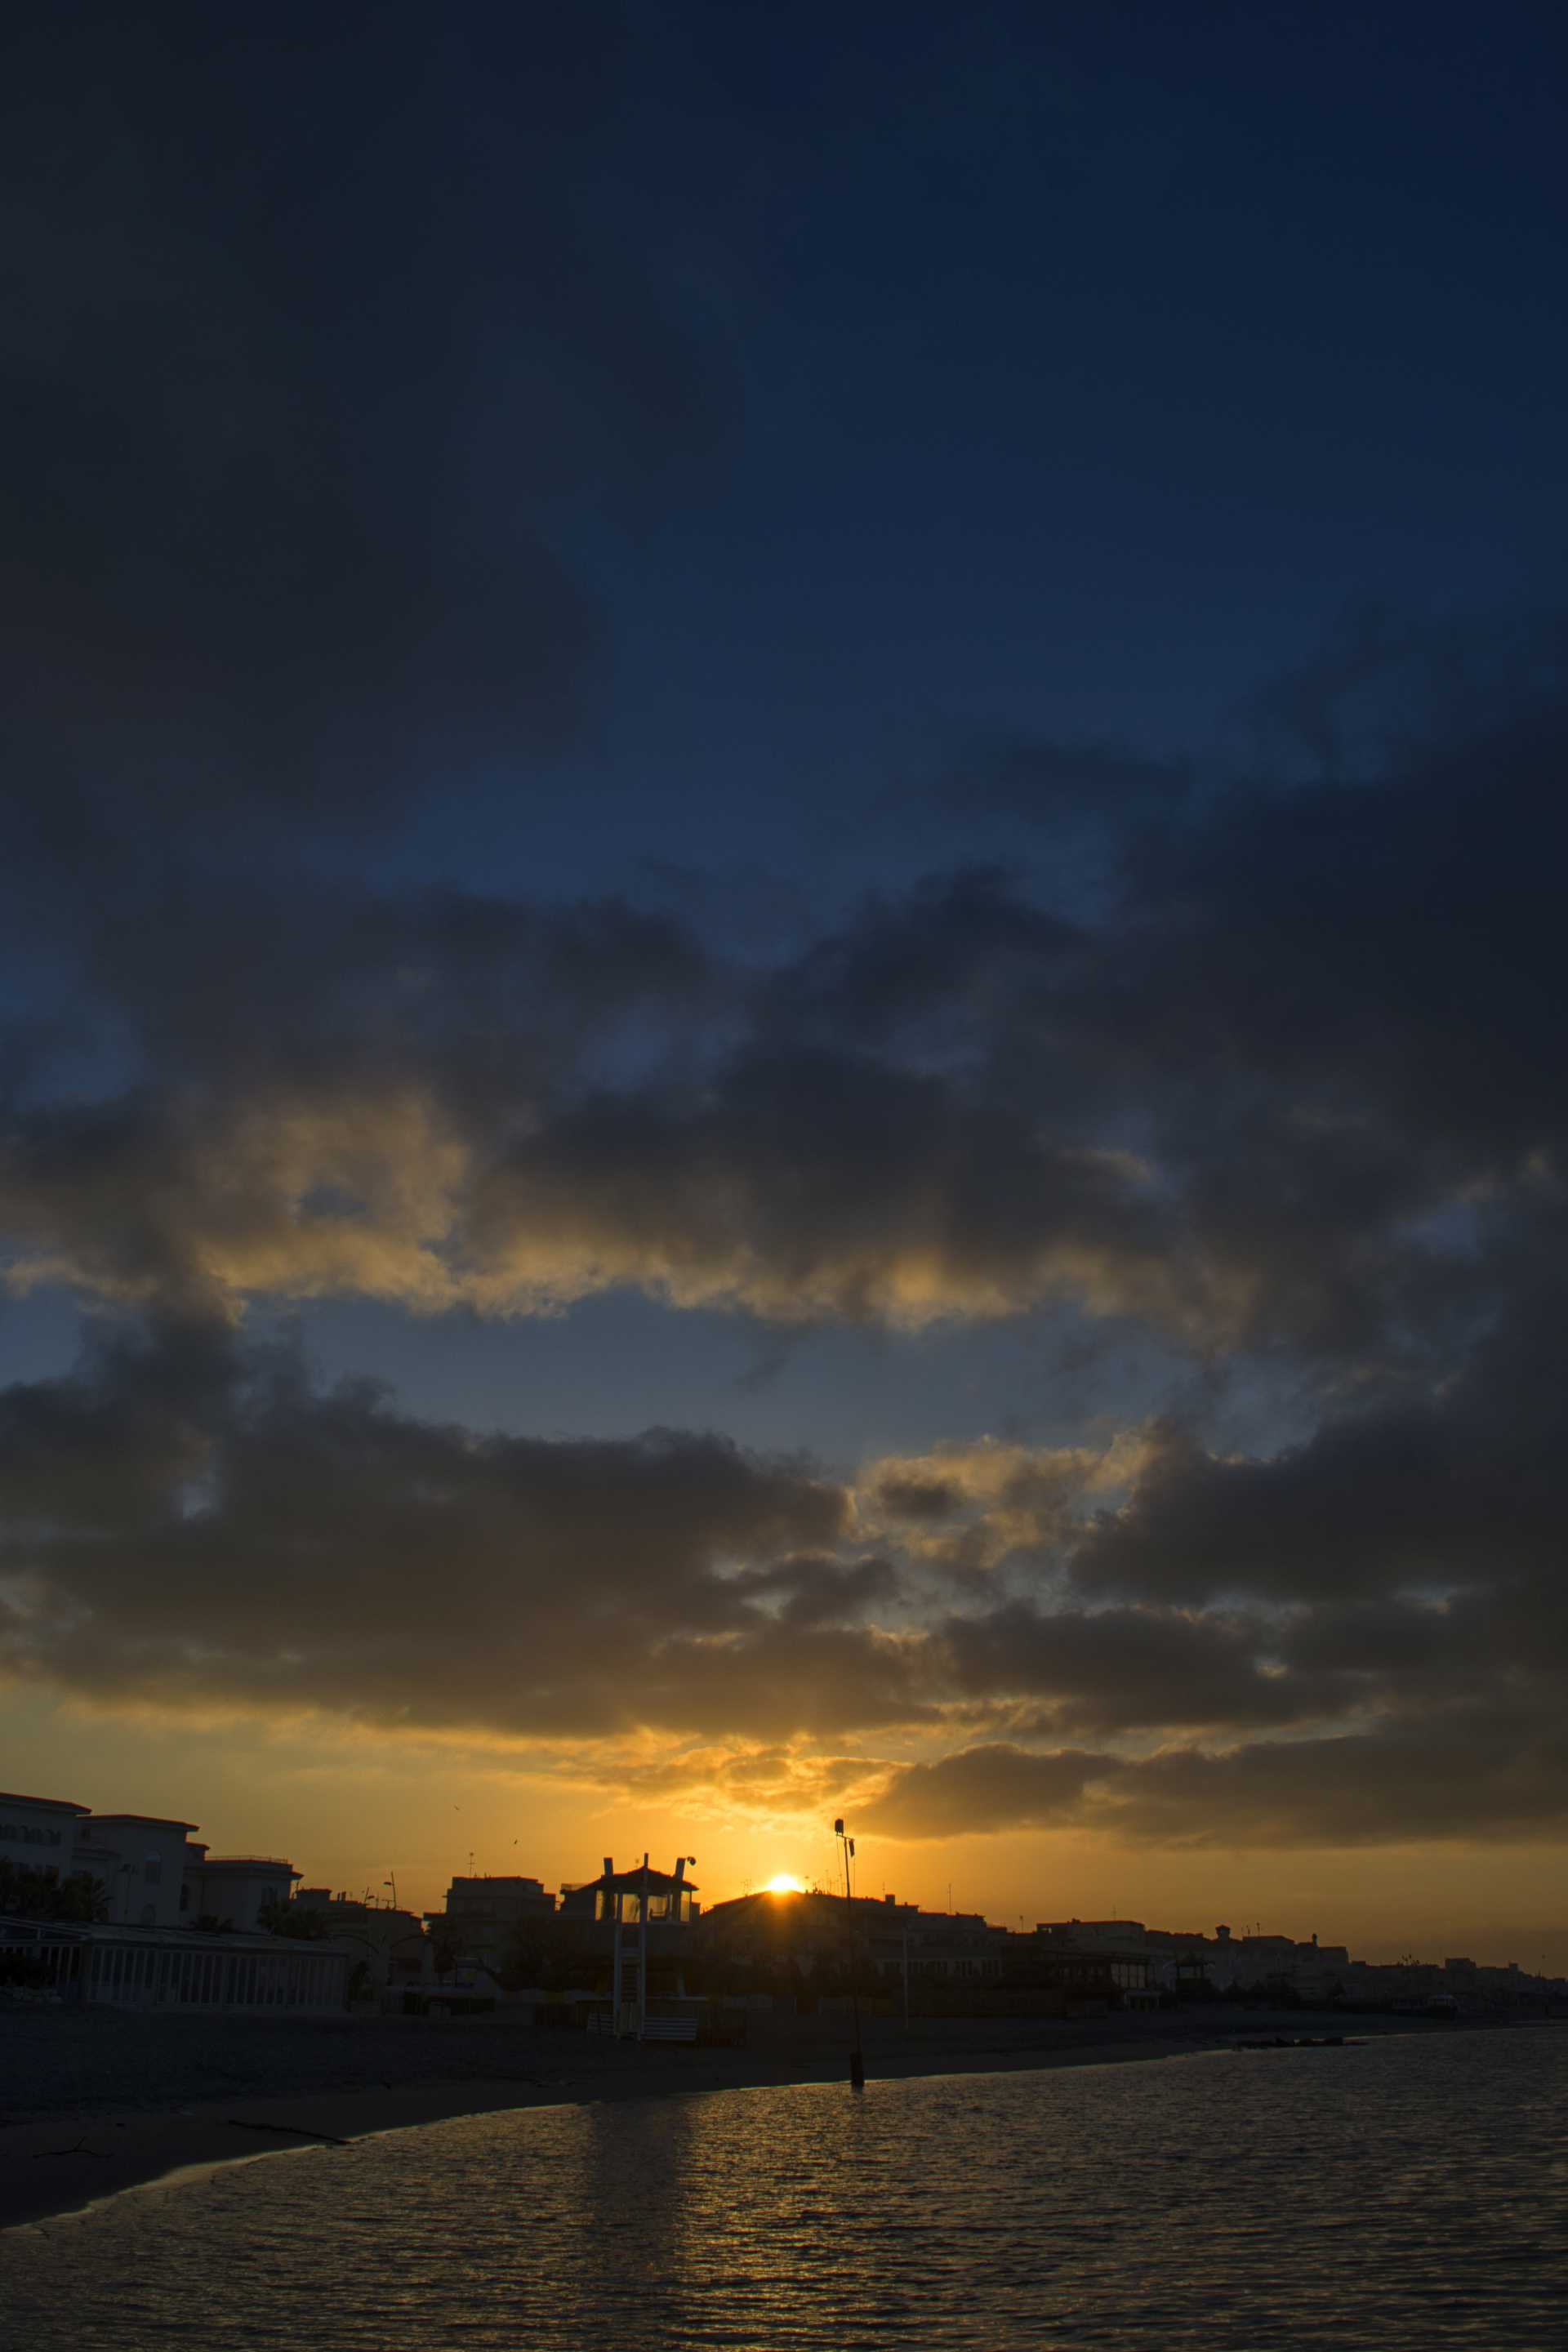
top-left (7, 2029), bottom-right (1567, 2349)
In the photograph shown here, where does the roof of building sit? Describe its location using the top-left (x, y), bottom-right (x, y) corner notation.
top-left (196, 1856), bottom-right (301, 1874)
top-left (0, 1792), bottom-right (91, 1815)
top-left (85, 1813), bottom-right (200, 1831)
top-left (447, 1875), bottom-right (548, 1891)
top-left (577, 1864), bottom-right (698, 1893)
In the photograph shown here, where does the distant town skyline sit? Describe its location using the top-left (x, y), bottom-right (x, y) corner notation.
top-left (8, 1768), bottom-right (1564, 1976)
top-left (6, 3), bottom-right (1568, 1971)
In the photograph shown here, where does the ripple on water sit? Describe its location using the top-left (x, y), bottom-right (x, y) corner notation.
top-left (5, 2031), bottom-right (1566, 2349)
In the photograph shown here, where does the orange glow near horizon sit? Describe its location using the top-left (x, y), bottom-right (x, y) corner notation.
top-left (764, 1872), bottom-right (804, 1895)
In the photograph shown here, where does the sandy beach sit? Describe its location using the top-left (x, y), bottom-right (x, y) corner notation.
top-left (0, 2004), bottom-right (1455, 2235)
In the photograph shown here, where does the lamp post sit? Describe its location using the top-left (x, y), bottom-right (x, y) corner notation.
top-left (833, 1818), bottom-right (865, 2090)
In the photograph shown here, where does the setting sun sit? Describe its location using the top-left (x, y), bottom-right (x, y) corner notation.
top-left (764, 1873), bottom-right (804, 1895)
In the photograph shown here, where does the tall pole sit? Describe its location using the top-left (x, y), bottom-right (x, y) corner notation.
top-left (612, 1874), bottom-right (625, 2028)
top-left (637, 1851), bottom-right (650, 2040)
top-left (834, 1819), bottom-right (865, 2090)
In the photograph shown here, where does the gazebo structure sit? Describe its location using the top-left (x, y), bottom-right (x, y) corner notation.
top-left (559, 1855), bottom-right (697, 2036)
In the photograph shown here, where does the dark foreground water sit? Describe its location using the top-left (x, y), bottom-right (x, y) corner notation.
top-left (6, 2029), bottom-right (1567, 2349)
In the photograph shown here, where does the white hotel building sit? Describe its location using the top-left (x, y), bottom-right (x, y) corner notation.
top-left (0, 1789), bottom-right (346, 2014)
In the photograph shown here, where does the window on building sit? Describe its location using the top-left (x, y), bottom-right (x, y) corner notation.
top-left (144, 1855), bottom-right (163, 1886)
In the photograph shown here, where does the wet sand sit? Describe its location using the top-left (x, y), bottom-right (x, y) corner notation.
top-left (0, 2007), bottom-right (1444, 2234)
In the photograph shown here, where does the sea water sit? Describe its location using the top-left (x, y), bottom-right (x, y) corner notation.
top-left (6, 2028), bottom-right (1566, 2349)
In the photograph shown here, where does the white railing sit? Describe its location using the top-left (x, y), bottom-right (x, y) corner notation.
top-left (0, 1918), bottom-right (348, 2012)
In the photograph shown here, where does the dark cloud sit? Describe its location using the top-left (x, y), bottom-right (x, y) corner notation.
top-left (863, 1704), bottom-right (1568, 1846)
top-left (3, 1302), bottom-right (1567, 1843)
top-left (463, 1041), bottom-right (1187, 1327)
top-left (0, 919), bottom-right (1196, 1327)
top-left (755, 871), bottom-right (1081, 1055)
top-left (938, 1601), bottom-right (1342, 1735)
top-left (864, 1744), bottom-right (1117, 1838)
top-left (1102, 1700), bottom-right (1568, 1848)
top-left (3, 568), bottom-right (1568, 1845)
top-left (8, 653), bottom-right (1568, 1357)
top-left (0, 1323), bottom-right (954, 1745)
top-left (3, 5), bottom-right (724, 871)
top-left (0, 886), bottom-right (718, 1318)
top-left (1114, 1693), bottom-right (1568, 1853)
top-left (1071, 1293), bottom-right (1568, 1610)
top-left (733, 1552), bottom-right (903, 1628)
top-left (6, 0), bottom-right (1566, 1869)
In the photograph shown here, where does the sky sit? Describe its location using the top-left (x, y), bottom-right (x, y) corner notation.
top-left (5, 0), bottom-right (1568, 1966)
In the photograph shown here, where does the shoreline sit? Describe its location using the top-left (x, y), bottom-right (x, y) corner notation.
top-left (0, 2008), bottom-right (1501, 2235)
